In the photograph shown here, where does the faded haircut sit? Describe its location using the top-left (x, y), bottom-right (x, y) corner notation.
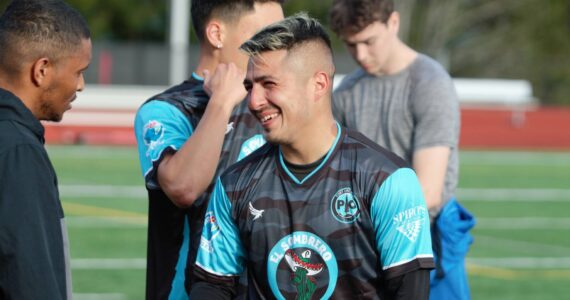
top-left (240, 12), bottom-right (332, 58)
top-left (329, 0), bottom-right (394, 35)
top-left (191, 0), bottom-right (285, 42)
top-left (0, 0), bottom-right (90, 74)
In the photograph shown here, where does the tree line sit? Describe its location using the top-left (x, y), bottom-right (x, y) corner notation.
top-left (0, 0), bottom-right (568, 105)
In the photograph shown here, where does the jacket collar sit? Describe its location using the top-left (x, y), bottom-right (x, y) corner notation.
top-left (0, 87), bottom-right (45, 142)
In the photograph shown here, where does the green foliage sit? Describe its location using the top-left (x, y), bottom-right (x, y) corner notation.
top-left (1, 0), bottom-right (568, 104)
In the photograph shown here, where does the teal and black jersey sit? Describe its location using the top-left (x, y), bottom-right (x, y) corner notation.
top-left (194, 124), bottom-right (434, 299)
top-left (133, 74), bottom-right (265, 299)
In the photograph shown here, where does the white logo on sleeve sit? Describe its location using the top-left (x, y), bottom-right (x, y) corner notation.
top-left (249, 202), bottom-right (264, 221)
top-left (226, 122), bottom-right (234, 134)
top-left (392, 206), bottom-right (427, 243)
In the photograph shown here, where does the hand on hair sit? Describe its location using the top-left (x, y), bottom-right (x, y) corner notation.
top-left (203, 63), bottom-right (248, 109)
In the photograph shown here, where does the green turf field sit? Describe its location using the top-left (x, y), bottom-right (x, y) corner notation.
top-left (45, 145), bottom-right (570, 300)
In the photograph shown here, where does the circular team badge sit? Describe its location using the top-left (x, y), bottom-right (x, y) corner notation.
top-left (330, 188), bottom-right (361, 224)
top-left (267, 232), bottom-right (338, 300)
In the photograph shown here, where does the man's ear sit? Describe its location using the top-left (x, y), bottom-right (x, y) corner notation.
top-left (387, 11), bottom-right (400, 34)
top-left (31, 57), bottom-right (51, 87)
top-left (205, 20), bottom-right (225, 49)
top-left (313, 71), bottom-right (331, 101)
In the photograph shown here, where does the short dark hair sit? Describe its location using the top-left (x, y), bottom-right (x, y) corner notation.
top-left (329, 0), bottom-right (394, 35)
top-left (240, 13), bottom-right (332, 58)
top-left (0, 0), bottom-right (90, 74)
top-left (191, 0), bottom-right (284, 42)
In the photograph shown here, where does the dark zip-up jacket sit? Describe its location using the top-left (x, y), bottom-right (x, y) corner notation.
top-left (0, 88), bottom-right (71, 299)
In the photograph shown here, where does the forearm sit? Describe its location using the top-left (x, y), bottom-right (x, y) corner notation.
top-left (189, 281), bottom-right (235, 300)
top-left (384, 269), bottom-right (431, 300)
top-left (158, 99), bottom-right (234, 207)
top-left (413, 146), bottom-right (450, 210)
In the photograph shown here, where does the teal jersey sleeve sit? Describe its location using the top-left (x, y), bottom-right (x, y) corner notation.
top-left (370, 168), bottom-right (433, 271)
top-left (133, 100), bottom-right (193, 188)
top-left (196, 178), bottom-right (246, 277)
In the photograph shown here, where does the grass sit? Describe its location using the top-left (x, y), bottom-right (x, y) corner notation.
top-left (45, 145), bottom-right (570, 300)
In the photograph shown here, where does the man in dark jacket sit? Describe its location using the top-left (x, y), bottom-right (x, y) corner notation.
top-left (0, 1), bottom-right (91, 299)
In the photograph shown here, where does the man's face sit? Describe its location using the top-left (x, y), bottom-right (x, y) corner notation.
top-left (222, 2), bottom-right (284, 70)
top-left (39, 38), bottom-right (92, 122)
top-left (245, 50), bottom-right (312, 145)
top-left (341, 19), bottom-right (397, 75)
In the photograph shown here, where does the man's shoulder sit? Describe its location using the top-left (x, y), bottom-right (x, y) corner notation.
top-left (140, 78), bottom-right (209, 115)
top-left (410, 54), bottom-right (453, 82)
top-left (334, 69), bottom-right (368, 94)
top-left (0, 120), bottom-right (42, 155)
top-left (343, 128), bottom-right (409, 172)
top-left (220, 143), bottom-right (275, 185)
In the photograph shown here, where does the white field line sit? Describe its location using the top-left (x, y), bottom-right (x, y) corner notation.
top-left (474, 235), bottom-right (570, 256)
top-left (458, 188), bottom-right (570, 201)
top-left (66, 216), bottom-right (147, 228)
top-left (476, 217), bottom-right (570, 229)
top-left (468, 257), bottom-right (570, 269)
top-left (70, 257), bottom-right (570, 270)
top-left (60, 185), bottom-right (147, 198)
top-left (72, 258), bottom-right (146, 269)
top-left (59, 184), bottom-right (570, 202)
top-left (460, 151), bottom-right (570, 166)
top-left (74, 294), bottom-right (126, 300)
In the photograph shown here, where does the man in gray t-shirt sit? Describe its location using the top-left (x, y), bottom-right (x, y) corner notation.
top-left (330, 0), bottom-right (475, 299)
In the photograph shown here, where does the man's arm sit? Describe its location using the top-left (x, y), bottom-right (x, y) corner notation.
top-left (413, 146), bottom-right (450, 211)
top-left (190, 178), bottom-right (246, 298)
top-left (157, 63), bottom-right (247, 207)
top-left (0, 145), bottom-right (68, 299)
top-left (371, 168), bottom-right (434, 299)
top-left (384, 269), bottom-right (430, 300)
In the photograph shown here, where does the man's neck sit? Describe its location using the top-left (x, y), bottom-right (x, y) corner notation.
top-left (281, 120), bottom-right (338, 165)
top-left (194, 45), bottom-right (220, 79)
top-left (377, 41), bottom-right (418, 76)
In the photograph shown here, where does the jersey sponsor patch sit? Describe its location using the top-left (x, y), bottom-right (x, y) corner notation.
top-left (268, 232), bottom-right (338, 300)
top-left (142, 120), bottom-right (165, 156)
top-left (199, 211), bottom-right (220, 253)
top-left (393, 206), bottom-right (427, 243)
top-left (330, 187), bottom-right (361, 224)
top-left (237, 134), bottom-right (266, 161)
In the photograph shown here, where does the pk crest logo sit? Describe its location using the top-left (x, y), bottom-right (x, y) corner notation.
top-left (199, 211), bottom-right (220, 253)
top-left (267, 232), bottom-right (338, 300)
top-left (142, 120), bottom-right (165, 156)
top-left (330, 188), bottom-right (361, 224)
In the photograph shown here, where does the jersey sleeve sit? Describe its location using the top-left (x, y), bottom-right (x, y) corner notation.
top-left (195, 178), bottom-right (246, 279)
top-left (370, 168), bottom-right (434, 279)
top-left (410, 69), bottom-right (460, 151)
top-left (134, 100), bottom-right (193, 189)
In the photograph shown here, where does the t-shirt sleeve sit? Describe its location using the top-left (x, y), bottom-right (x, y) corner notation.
top-left (410, 66), bottom-right (460, 150)
top-left (195, 178), bottom-right (246, 281)
top-left (133, 100), bottom-right (193, 189)
top-left (370, 168), bottom-right (434, 279)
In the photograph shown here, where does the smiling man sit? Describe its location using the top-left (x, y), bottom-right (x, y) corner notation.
top-left (190, 14), bottom-right (434, 299)
top-left (0, 1), bottom-right (91, 299)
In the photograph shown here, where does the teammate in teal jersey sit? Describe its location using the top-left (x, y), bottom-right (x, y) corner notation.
top-left (190, 14), bottom-right (434, 300)
top-left (329, 0), bottom-right (476, 299)
top-left (133, 1), bottom-right (284, 298)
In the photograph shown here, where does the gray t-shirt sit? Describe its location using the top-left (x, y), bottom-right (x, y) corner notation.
top-left (333, 54), bottom-right (460, 216)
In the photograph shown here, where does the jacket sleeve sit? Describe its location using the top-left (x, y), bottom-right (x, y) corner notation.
top-left (0, 144), bottom-right (69, 299)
